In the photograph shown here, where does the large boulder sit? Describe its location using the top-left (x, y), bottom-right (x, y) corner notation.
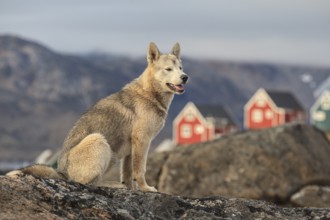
top-left (291, 185), bottom-right (330, 208)
top-left (1, 175), bottom-right (329, 219)
top-left (146, 124), bottom-right (330, 206)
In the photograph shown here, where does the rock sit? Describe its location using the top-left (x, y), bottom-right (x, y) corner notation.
top-left (146, 124), bottom-right (330, 206)
top-left (291, 185), bottom-right (330, 208)
top-left (1, 175), bottom-right (330, 220)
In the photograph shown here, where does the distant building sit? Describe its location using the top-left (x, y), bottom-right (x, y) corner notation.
top-left (314, 76), bottom-right (330, 98)
top-left (244, 88), bottom-right (305, 129)
top-left (310, 90), bottom-right (330, 136)
top-left (173, 102), bottom-right (238, 145)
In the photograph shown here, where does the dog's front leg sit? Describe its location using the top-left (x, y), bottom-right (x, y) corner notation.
top-left (131, 135), bottom-right (157, 192)
top-left (121, 155), bottom-right (134, 190)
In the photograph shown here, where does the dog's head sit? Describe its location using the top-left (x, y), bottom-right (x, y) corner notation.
top-left (147, 42), bottom-right (188, 94)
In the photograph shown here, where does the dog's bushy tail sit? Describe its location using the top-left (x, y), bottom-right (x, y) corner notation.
top-left (6, 164), bottom-right (66, 179)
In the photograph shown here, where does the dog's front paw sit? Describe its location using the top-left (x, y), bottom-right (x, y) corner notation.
top-left (97, 181), bottom-right (127, 189)
top-left (140, 185), bottom-right (158, 192)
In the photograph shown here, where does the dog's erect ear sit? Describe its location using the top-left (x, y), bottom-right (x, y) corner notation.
top-left (171, 42), bottom-right (180, 59)
top-left (148, 42), bottom-right (160, 64)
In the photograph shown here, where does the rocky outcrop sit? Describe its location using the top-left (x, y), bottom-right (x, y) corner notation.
top-left (1, 175), bottom-right (330, 220)
top-left (145, 124), bottom-right (330, 207)
top-left (1, 124), bottom-right (330, 219)
top-left (291, 185), bottom-right (330, 208)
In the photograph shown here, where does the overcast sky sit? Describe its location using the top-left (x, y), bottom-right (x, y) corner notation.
top-left (1, 0), bottom-right (330, 67)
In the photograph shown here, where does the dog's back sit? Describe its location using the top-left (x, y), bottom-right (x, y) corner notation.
top-left (57, 88), bottom-right (137, 175)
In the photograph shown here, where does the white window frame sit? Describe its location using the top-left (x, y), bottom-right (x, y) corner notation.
top-left (181, 124), bottom-right (192, 138)
top-left (265, 109), bottom-right (273, 120)
top-left (185, 112), bottom-right (194, 121)
top-left (194, 124), bottom-right (204, 134)
top-left (252, 109), bottom-right (263, 123)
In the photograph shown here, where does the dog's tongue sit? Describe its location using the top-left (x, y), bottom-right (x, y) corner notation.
top-left (175, 84), bottom-right (184, 91)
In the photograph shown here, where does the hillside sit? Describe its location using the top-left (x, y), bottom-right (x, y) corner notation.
top-left (0, 35), bottom-right (136, 160)
top-left (0, 35), bottom-right (330, 161)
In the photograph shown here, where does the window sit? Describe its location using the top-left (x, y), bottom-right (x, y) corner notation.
top-left (321, 98), bottom-right (330, 110)
top-left (313, 111), bottom-right (326, 122)
top-left (185, 112), bottom-right (194, 121)
top-left (181, 124), bottom-right (192, 138)
top-left (195, 125), bottom-right (204, 134)
top-left (255, 94), bottom-right (267, 107)
top-left (265, 110), bottom-right (273, 119)
top-left (256, 99), bottom-right (266, 107)
top-left (252, 109), bottom-right (263, 123)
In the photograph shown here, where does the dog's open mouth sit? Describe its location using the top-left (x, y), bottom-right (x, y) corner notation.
top-left (166, 83), bottom-right (185, 94)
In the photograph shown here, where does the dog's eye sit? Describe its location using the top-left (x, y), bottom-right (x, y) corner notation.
top-left (165, 68), bottom-right (173, 71)
top-left (179, 66), bottom-right (183, 70)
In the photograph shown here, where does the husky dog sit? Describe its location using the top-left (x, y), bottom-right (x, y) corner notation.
top-left (6, 42), bottom-right (188, 192)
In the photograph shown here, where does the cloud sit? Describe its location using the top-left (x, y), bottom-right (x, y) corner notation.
top-left (0, 0), bottom-right (329, 67)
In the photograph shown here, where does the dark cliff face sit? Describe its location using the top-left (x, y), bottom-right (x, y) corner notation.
top-left (0, 35), bottom-right (330, 161)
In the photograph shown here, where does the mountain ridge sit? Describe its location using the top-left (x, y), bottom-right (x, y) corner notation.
top-left (0, 35), bottom-right (329, 161)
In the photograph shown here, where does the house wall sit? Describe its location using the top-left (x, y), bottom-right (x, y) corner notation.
top-left (174, 102), bottom-right (238, 145)
top-left (206, 126), bottom-right (214, 141)
top-left (243, 88), bottom-right (306, 129)
top-left (214, 125), bottom-right (238, 137)
top-left (310, 91), bottom-right (330, 133)
top-left (247, 102), bottom-right (278, 129)
top-left (311, 106), bottom-right (330, 132)
top-left (176, 115), bottom-right (206, 145)
top-left (285, 110), bottom-right (305, 123)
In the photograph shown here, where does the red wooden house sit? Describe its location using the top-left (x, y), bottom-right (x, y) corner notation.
top-left (244, 88), bottom-right (305, 129)
top-left (173, 102), bottom-right (238, 145)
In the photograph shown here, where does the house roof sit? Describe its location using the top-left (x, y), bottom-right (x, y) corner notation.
top-left (266, 90), bottom-right (304, 110)
top-left (195, 104), bottom-right (236, 126)
top-left (310, 90), bottom-right (330, 112)
top-left (314, 76), bottom-right (330, 98)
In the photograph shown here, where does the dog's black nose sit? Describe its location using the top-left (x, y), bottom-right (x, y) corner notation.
top-left (181, 75), bottom-right (188, 83)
